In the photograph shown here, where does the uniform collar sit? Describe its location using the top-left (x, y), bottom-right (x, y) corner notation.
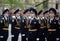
top-left (16, 16), bottom-right (20, 19)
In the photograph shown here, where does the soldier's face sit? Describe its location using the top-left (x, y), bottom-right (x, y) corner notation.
top-left (4, 12), bottom-right (9, 17)
top-left (39, 13), bottom-right (44, 18)
top-left (20, 10), bottom-right (24, 15)
top-left (16, 12), bottom-right (20, 17)
top-left (30, 12), bottom-right (35, 17)
top-left (44, 13), bottom-right (49, 18)
top-left (30, 14), bottom-right (35, 17)
top-left (16, 13), bottom-right (20, 17)
top-left (10, 9), bottom-right (15, 14)
top-left (25, 12), bottom-right (30, 17)
top-left (49, 11), bottom-right (55, 17)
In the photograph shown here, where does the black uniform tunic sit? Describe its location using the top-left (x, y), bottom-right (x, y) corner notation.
top-left (47, 18), bottom-right (58, 41)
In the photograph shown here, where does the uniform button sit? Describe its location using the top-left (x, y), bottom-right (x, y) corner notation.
top-left (43, 33), bottom-right (44, 35)
top-left (34, 22), bottom-right (36, 24)
top-left (26, 37), bottom-right (28, 41)
top-left (11, 35), bottom-right (14, 37)
top-left (22, 34), bottom-right (25, 36)
top-left (0, 36), bottom-right (4, 38)
top-left (36, 38), bottom-right (39, 41)
top-left (56, 38), bottom-right (59, 41)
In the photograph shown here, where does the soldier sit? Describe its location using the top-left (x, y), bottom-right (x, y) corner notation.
top-left (11, 9), bottom-right (21, 41)
top-left (43, 10), bottom-right (49, 41)
top-left (21, 8), bottom-right (31, 41)
top-left (38, 10), bottom-right (46, 41)
top-left (0, 15), bottom-right (4, 41)
top-left (47, 8), bottom-right (59, 41)
top-left (0, 9), bottom-right (10, 41)
top-left (28, 8), bottom-right (40, 41)
top-left (55, 14), bottom-right (60, 41)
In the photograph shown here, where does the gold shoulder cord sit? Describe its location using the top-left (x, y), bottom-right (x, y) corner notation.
top-left (23, 18), bottom-right (29, 29)
top-left (38, 19), bottom-right (41, 28)
top-left (26, 19), bottom-right (30, 29)
top-left (15, 18), bottom-right (20, 29)
top-left (3, 18), bottom-right (8, 30)
top-left (4, 18), bottom-right (5, 25)
top-left (43, 19), bottom-right (47, 28)
top-left (28, 18), bottom-right (37, 32)
top-left (47, 19), bottom-right (50, 29)
top-left (40, 20), bottom-right (45, 29)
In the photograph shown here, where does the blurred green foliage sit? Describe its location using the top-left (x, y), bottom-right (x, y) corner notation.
top-left (5, 0), bottom-right (24, 9)
top-left (0, 0), bottom-right (48, 10)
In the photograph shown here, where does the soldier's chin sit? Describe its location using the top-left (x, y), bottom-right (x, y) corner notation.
top-left (6, 16), bottom-right (9, 18)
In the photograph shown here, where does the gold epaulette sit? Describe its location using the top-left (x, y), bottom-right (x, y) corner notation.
top-left (44, 26), bottom-right (46, 27)
top-left (48, 29), bottom-right (56, 31)
top-left (2, 28), bottom-right (8, 30)
top-left (25, 25), bottom-right (30, 29)
top-left (40, 27), bottom-right (44, 29)
top-left (14, 27), bottom-right (20, 30)
top-left (40, 26), bottom-right (46, 29)
top-left (29, 29), bottom-right (37, 32)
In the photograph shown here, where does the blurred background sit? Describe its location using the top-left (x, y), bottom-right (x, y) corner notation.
top-left (0, 0), bottom-right (60, 41)
top-left (0, 0), bottom-right (60, 14)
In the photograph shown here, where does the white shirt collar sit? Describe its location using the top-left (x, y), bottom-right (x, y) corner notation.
top-left (17, 16), bottom-right (20, 19)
